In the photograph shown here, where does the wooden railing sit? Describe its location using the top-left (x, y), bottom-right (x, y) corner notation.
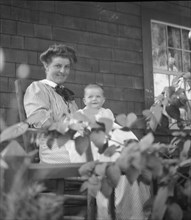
top-left (3, 159), bottom-right (97, 220)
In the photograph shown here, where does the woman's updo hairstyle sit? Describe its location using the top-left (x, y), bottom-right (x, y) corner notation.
top-left (40, 44), bottom-right (77, 66)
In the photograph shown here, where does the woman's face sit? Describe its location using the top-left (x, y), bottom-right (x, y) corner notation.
top-left (45, 56), bottom-right (71, 85)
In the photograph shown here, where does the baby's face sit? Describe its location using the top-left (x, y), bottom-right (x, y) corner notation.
top-left (83, 88), bottom-right (105, 109)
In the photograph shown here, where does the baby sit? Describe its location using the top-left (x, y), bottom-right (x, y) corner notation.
top-left (78, 84), bottom-right (150, 220)
top-left (78, 84), bottom-right (115, 125)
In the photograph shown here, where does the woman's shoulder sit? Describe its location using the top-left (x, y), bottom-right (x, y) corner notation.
top-left (27, 80), bottom-right (49, 91)
top-left (25, 80), bottom-right (52, 98)
top-left (28, 80), bottom-right (47, 87)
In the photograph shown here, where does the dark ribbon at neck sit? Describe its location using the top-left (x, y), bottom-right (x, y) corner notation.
top-left (55, 85), bottom-right (75, 102)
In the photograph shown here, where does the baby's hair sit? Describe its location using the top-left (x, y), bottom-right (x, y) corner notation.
top-left (84, 84), bottom-right (104, 96)
top-left (40, 44), bottom-right (77, 66)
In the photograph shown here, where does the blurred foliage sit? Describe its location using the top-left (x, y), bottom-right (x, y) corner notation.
top-left (0, 155), bottom-right (64, 220)
top-left (0, 108), bottom-right (190, 220)
top-left (144, 72), bottom-right (191, 132)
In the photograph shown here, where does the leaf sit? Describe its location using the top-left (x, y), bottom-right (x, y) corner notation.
top-left (164, 203), bottom-right (183, 220)
top-left (44, 130), bottom-right (61, 149)
top-left (149, 115), bottom-right (158, 131)
top-left (150, 104), bottom-right (163, 124)
top-left (165, 104), bottom-right (180, 120)
top-left (142, 109), bottom-right (152, 118)
top-left (88, 179), bottom-right (101, 198)
top-left (167, 86), bottom-right (176, 98)
top-left (171, 74), bottom-right (182, 87)
top-left (131, 118), bottom-right (147, 129)
top-left (180, 140), bottom-right (191, 161)
top-left (168, 138), bottom-right (181, 154)
top-left (81, 174), bottom-right (102, 198)
top-left (177, 89), bottom-right (188, 106)
top-left (116, 148), bottom-right (130, 172)
top-left (106, 164), bottom-right (121, 187)
top-left (80, 178), bottom-right (101, 198)
top-left (97, 117), bottom-right (113, 134)
top-left (116, 113), bottom-right (137, 128)
top-left (155, 93), bottom-right (165, 103)
top-left (116, 114), bottom-right (127, 127)
top-left (90, 130), bottom-right (106, 150)
top-left (123, 138), bottom-right (137, 147)
top-left (79, 161), bottom-right (98, 178)
top-left (146, 154), bottom-right (163, 178)
top-left (0, 157), bottom-right (8, 169)
top-left (47, 136), bottom-right (56, 149)
top-left (49, 120), bottom-right (69, 134)
top-left (0, 122), bottom-right (29, 143)
top-left (125, 165), bottom-right (140, 184)
top-left (179, 158), bottom-right (191, 167)
top-left (80, 181), bottom-right (89, 192)
top-left (131, 151), bottom-right (145, 170)
top-left (1, 140), bottom-right (27, 157)
top-left (69, 121), bottom-right (86, 133)
top-left (88, 174), bottom-right (100, 185)
top-left (75, 135), bottom-right (90, 155)
top-left (139, 133), bottom-right (154, 152)
top-left (182, 180), bottom-right (191, 199)
top-left (104, 145), bottom-right (119, 157)
top-left (94, 163), bottom-right (108, 177)
top-left (152, 186), bottom-right (168, 220)
top-left (56, 131), bottom-right (73, 147)
top-left (98, 141), bottom-right (108, 154)
top-left (126, 112), bottom-right (137, 127)
top-left (100, 178), bottom-right (113, 198)
top-left (110, 128), bottom-right (138, 146)
top-left (139, 168), bottom-right (152, 185)
top-left (143, 109), bottom-right (158, 131)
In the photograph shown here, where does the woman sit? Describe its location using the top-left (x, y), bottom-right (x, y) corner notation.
top-left (24, 44), bottom-right (150, 219)
top-left (24, 44), bottom-right (86, 164)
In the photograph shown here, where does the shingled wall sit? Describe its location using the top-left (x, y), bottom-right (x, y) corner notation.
top-left (0, 1), bottom-right (190, 125)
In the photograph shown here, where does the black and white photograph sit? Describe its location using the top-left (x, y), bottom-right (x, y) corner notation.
top-left (0, 1), bottom-right (191, 220)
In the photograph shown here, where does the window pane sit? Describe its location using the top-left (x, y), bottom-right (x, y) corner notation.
top-left (168, 49), bottom-right (182, 71)
top-left (152, 21), bottom-right (191, 106)
top-left (183, 52), bottom-right (191, 72)
top-left (168, 26), bottom-right (181, 49)
top-left (152, 47), bottom-right (168, 69)
top-left (151, 23), bottom-right (167, 48)
top-left (182, 29), bottom-right (191, 51)
top-left (154, 73), bottom-right (170, 97)
top-left (151, 23), bottom-right (168, 70)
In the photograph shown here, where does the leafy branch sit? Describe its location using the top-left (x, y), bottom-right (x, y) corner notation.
top-left (0, 109), bottom-right (190, 220)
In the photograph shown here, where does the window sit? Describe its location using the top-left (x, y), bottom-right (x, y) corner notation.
top-left (151, 20), bottom-right (191, 100)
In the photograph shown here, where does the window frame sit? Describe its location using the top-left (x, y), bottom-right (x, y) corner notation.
top-left (141, 5), bottom-right (191, 108)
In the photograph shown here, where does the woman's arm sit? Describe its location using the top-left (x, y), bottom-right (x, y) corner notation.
top-left (24, 81), bottom-right (53, 128)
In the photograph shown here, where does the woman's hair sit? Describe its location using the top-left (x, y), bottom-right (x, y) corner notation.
top-left (40, 44), bottom-right (77, 65)
top-left (84, 84), bottom-right (104, 96)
